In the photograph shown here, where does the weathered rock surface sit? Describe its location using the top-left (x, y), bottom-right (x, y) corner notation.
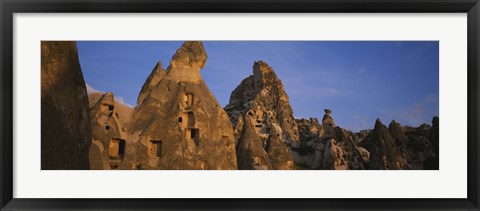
top-left (137, 62), bottom-right (165, 106)
top-left (423, 116), bottom-right (439, 169)
top-left (41, 41), bottom-right (91, 170)
top-left (293, 110), bottom-right (367, 170)
top-left (402, 117), bottom-right (437, 170)
top-left (225, 61), bottom-right (296, 169)
top-left (127, 41), bottom-right (237, 170)
top-left (388, 120), bottom-right (410, 165)
top-left (236, 118), bottom-right (273, 170)
top-left (88, 92), bottom-right (136, 169)
top-left (361, 119), bottom-right (407, 170)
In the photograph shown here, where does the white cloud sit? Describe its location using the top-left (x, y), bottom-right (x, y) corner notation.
top-left (85, 83), bottom-right (133, 108)
top-left (399, 94), bottom-right (439, 126)
top-left (85, 83), bottom-right (102, 94)
top-left (114, 96), bottom-right (134, 108)
top-left (359, 66), bottom-right (366, 74)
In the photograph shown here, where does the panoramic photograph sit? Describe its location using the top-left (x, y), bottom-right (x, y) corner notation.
top-left (41, 41), bottom-right (439, 170)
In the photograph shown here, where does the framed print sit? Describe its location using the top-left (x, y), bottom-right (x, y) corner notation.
top-left (1, 0), bottom-right (479, 210)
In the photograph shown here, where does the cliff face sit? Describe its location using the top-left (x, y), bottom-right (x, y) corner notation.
top-left (41, 41), bottom-right (92, 170)
top-left (127, 41), bottom-right (237, 170)
top-left (225, 61), bottom-right (296, 170)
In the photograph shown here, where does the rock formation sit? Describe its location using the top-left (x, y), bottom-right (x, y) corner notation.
top-left (137, 62), bottom-right (165, 106)
top-left (388, 120), bottom-right (410, 165)
top-left (42, 41), bottom-right (438, 171)
top-left (236, 119), bottom-right (273, 170)
top-left (225, 61), bottom-right (296, 170)
top-left (423, 116), bottom-right (439, 169)
top-left (88, 92), bottom-right (136, 170)
top-left (292, 110), bottom-right (368, 170)
top-left (41, 41), bottom-right (91, 170)
top-left (403, 117), bottom-right (437, 170)
top-left (127, 41), bottom-right (237, 170)
top-left (361, 119), bottom-right (407, 170)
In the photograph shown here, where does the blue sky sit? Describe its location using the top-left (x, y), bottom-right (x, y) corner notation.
top-left (77, 41), bottom-right (439, 132)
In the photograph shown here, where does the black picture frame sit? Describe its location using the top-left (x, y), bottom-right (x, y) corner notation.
top-left (1, 0), bottom-right (479, 210)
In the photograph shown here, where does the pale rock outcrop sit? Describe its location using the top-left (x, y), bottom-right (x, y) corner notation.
top-left (293, 110), bottom-right (368, 170)
top-left (41, 41), bottom-right (92, 170)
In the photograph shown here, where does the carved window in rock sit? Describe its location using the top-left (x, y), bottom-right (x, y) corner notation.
top-left (187, 128), bottom-right (200, 146)
top-left (108, 138), bottom-right (126, 159)
top-left (187, 112), bottom-right (195, 127)
top-left (150, 140), bottom-right (163, 158)
top-left (183, 93), bottom-right (194, 109)
top-left (101, 103), bottom-right (114, 114)
top-left (179, 112), bottom-right (195, 128)
top-left (252, 156), bottom-right (265, 166)
top-left (222, 135), bottom-right (230, 147)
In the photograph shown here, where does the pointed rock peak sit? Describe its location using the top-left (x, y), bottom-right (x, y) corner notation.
top-left (137, 61), bottom-right (166, 105)
top-left (152, 61), bottom-right (164, 73)
top-left (252, 60), bottom-right (280, 89)
top-left (388, 120), bottom-right (399, 128)
top-left (102, 92), bottom-right (115, 103)
top-left (171, 41), bottom-right (207, 69)
top-left (374, 118), bottom-right (384, 128)
top-left (253, 60), bottom-right (274, 74)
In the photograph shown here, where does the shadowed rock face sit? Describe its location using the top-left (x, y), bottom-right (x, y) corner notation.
top-left (423, 116), bottom-right (439, 170)
top-left (128, 41), bottom-right (237, 170)
top-left (364, 119), bottom-right (407, 170)
top-left (41, 41), bottom-right (91, 170)
top-left (236, 118), bottom-right (273, 170)
top-left (225, 61), bottom-right (296, 169)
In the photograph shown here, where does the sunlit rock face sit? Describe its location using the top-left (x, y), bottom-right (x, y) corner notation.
top-left (88, 92), bottom-right (136, 170)
top-left (128, 41), bottom-right (237, 170)
top-left (225, 61), bottom-right (297, 170)
top-left (137, 62), bottom-right (165, 106)
top-left (41, 41), bottom-right (92, 170)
